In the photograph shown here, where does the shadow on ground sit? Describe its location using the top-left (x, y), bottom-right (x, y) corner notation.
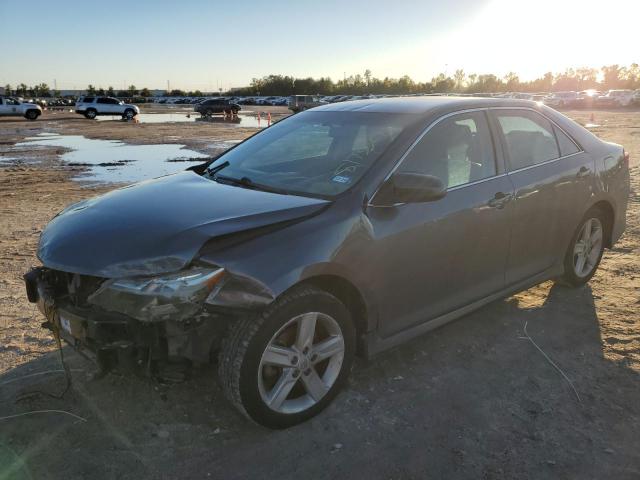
top-left (1, 281), bottom-right (638, 480)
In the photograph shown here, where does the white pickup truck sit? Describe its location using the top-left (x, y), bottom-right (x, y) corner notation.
top-left (75, 96), bottom-right (140, 119)
top-left (0, 97), bottom-right (42, 120)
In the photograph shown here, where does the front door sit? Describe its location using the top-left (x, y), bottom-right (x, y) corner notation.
top-left (0, 98), bottom-right (19, 116)
top-left (365, 111), bottom-right (513, 338)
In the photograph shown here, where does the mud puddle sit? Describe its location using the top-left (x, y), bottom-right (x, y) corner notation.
top-left (14, 133), bottom-right (209, 184)
top-left (96, 113), bottom-right (271, 127)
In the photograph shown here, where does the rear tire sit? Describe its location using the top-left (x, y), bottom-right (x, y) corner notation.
top-left (218, 286), bottom-right (355, 429)
top-left (560, 207), bottom-right (607, 287)
top-left (84, 109), bottom-right (97, 119)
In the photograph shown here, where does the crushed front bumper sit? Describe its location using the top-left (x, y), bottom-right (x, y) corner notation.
top-left (23, 267), bottom-right (261, 376)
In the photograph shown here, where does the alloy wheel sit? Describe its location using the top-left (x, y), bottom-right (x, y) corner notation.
top-left (573, 217), bottom-right (603, 277)
top-left (258, 312), bottom-right (345, 414)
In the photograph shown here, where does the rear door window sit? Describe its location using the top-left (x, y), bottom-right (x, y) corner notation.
top-left (493, 110), bottom-right (560, 170)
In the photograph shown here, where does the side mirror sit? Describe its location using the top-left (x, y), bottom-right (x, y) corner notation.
top-left (388, 172), bottom-right (447, 204)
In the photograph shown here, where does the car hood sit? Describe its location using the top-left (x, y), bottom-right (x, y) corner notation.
top-left (38, 171), bottom-right (330, 278)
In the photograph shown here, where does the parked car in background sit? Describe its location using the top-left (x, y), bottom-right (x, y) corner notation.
top-left (0, 97), bottom-right (42, 120)
top-left (597, 90), bottom-right (635, 107)
top-left (75, 96), bottom-right (140, 119)
top-left (543, 91), bottom-right (579, 108)
top-left (288, 95), bottom-right (322, 112)
top-left (194, 98), bottom-right (241, 117)
top-left (26, 97), bottom-right (629, 428)
top-left (575, 89), bottom-right (603, 108)
top-left (510, 93), bottom-right (534, 100)
top-left (633, 90), bottom-right (640, 104)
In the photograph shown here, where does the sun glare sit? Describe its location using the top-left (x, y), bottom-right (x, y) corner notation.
top-left (388, 0), bottom-right (640, 82)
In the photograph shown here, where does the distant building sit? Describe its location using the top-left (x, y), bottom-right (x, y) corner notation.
top-left (0, 86), bottom-right (5, 95)
top-left (59, 90), bottom-right (86, 97)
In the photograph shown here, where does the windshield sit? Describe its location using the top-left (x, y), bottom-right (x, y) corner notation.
top-left (205, 111), bottom-right (413, 197)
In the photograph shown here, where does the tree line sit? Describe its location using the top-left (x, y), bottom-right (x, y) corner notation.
top-left (2, 83), bottom-right (156, 98)
top-left (233, 64), bottom-right (640, 96)
top-left (4, 64), bottom-right (639, 98)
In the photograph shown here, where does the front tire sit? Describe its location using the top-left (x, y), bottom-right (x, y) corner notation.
top-left (560, 207), bottom-right (607, 286)
top-left (123, 108), bottom-right (135, 120)
top-left (24, 110), bottom-right (40, 120)
top-left (219, 286), bottom-right (355, 429)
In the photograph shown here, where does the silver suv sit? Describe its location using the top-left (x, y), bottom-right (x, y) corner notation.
top-left (75, 96), bottom-right (140, 119)
top-left (0, 97), bottom-right (42, 120)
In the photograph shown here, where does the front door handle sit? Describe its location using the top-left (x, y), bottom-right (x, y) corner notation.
top-left (488, 191), bottom-right (512, 209)
top-left (577, 166), bottom-right (591, 178)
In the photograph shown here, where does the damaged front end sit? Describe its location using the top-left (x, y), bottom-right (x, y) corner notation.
top-left (24, 265), bottom-right (274, 378)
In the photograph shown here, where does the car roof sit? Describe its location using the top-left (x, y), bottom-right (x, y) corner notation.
top-left (312, 96), bottom-right (540, 114)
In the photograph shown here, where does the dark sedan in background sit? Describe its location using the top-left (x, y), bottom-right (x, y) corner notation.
top-left (25, 97), bottom-right (630, 428)
top-left (195, 98), bottom-right (241, 117)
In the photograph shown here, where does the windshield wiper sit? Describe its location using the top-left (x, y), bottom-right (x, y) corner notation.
top-left (213, 174), bottom-right (289, 195)
top-left (206, 160), bottom-right (229, 176)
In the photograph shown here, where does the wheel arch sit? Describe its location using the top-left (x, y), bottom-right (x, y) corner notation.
top-left (587, 199), bottom-right (615, 248)
top-left (297, 274), bottom-right (371, 356)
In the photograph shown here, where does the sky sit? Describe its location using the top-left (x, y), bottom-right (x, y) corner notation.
top-left (1, 0), bottom-right (638, 91)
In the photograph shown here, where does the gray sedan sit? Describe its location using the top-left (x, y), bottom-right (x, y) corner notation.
top-left (26, 97), bottom-right (630, 428)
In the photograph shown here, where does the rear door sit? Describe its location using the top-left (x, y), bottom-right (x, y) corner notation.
top-left (490, 108), bottom-right (593, 285)
top-left (95, 97), bottom-right (109, 114)
top-left (366, 110), bottom-right (514, 337)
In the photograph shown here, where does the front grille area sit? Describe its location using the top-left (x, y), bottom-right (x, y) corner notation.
top-left (39, 268), bottom-right (106, 307)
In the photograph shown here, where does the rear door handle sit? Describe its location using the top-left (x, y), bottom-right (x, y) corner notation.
top-left (488, 191), bottom-right (512, 209)
top-left (577, 166), bottom-right (591, 177)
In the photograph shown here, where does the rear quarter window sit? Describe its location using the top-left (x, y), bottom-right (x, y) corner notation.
top-left (553, 125), bottom-right (580, 156)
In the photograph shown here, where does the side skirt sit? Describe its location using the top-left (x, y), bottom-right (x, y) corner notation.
top-left (363, 266), bottom-right (563, 358)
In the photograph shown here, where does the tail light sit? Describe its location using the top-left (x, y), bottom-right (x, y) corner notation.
top-left (623, 149), bottom-right (630, 168)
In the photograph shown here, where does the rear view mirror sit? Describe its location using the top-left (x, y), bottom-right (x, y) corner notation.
top-left (388, 172), bottom-right (447, 204)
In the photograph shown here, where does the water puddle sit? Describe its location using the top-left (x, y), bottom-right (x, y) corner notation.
top-left (96, 113), bottom-right (272, 127)
top-left (14, 133), bottom-right (210, 184)
top-left (208, 140), bottom-right (242, 149)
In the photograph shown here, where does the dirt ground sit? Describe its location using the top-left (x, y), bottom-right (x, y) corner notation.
top-left (0, 108), bottom-right (638, 479)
